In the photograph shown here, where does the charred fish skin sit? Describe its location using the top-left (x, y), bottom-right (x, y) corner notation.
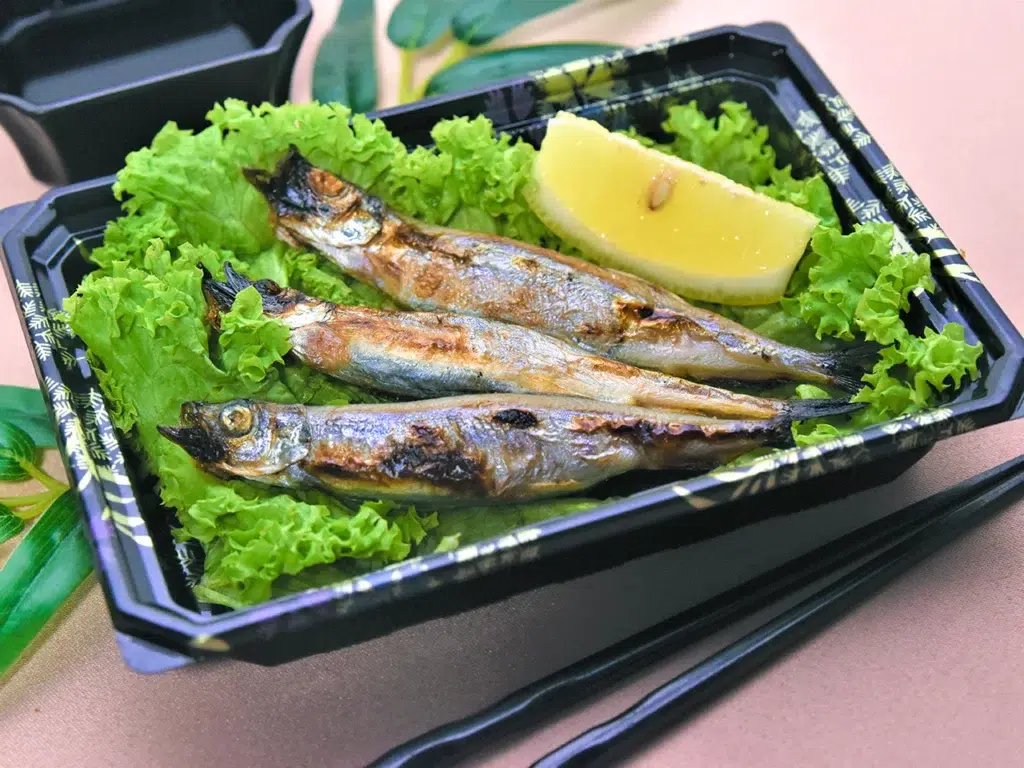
top-left (158, 395), bottom-right (796, 505)
top-left (243, 147), bottom-right (876, 391)
top-left (202, 263), bottom-right (862, 423)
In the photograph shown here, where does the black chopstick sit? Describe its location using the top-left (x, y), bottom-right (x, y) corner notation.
top-left (369, 454), bottom-right (1024, 768)
top-left (533, 454), bottom-right (1024, 768)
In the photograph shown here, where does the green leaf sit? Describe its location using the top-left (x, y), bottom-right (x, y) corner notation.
top-left (217, 286), bottom-right (293, 389)
top-left (0, 421), bottom-right (36, 482)
top-left (387, 0), bottom-right (464, 49)
top-left (0, 491), bottom-right (93, 677)
top-left (0, 386), bottom-right (57, 448)
top-left (796, 223), bottom-right (896, 341)
top-left (0, 505), bottom-right (24, 545)
top-left (452, 0), bottom-right (581, 46)
top-left (312, 0), bottom-right (379, 112)
top-left (660, 100), bottom-right (778, 188)
top-left (425, 43), bottom-right (622, 97)
top-left (433, 534), bottom-right (461, 553)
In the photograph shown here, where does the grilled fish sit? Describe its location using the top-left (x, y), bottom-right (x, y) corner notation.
top-left (159, 395), bottom-right (802, 504)
top-left (203, 262), bottom-right (860, 423)
top-left (243, 146), bottom-right (878, 391)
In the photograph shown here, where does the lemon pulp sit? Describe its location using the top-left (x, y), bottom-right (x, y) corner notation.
top-left (526, 112), bottom-right (820, 305)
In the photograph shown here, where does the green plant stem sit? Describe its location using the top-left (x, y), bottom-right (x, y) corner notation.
top-left (13, 495), bottom-right (56, 521)
top-left (0, 490), bottom-right (56, 508)
top-left (398, 49), bottom-right (417, 104)
top-left (438, 39), bottom-right (474, 70)
top-left (17, 459), bottom-right (66, 493)
top-left (403, 41), bottom-right (475, 103)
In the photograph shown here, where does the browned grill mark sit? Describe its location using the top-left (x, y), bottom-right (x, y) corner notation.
top-left (611, 418), bottom-right (657, 443)
top-left (317, 458), bottom-right (373, 479)
top-left (413, 262), bottom-right (448, 299)
top-left (569, 415), bottom-right (699, 444)
top-left (584, 355), bottom-right (639, 377)
top-left (423, 234), bottom-right (475, 265)
top-left (310, 168), bottom-right (345, 196)
top-left (513, 256), bottom-right (541, 271)
top-left (379, 424), bottom-right (486, 491)
top-left (311, 423), bottom-right (487, 493)
top-left (577, 321), bottom-right (608, 338)
top-left (295, 323), bottom-right (352, 369)
top-left (614, 300), bottom-right (718, 342)
top-left (394, 224), bottom-right (436, 250)
top-left (492, 408), bottom-right (538, 428)
top-left (300, 306), bottom-right (475, 370)
top-left (363, 247), bottom-right (405, 285)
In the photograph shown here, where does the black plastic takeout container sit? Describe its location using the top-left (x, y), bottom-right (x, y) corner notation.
top-left (0, 0), bottom-right (311, 185)
top-left (2, 23), bottom-right (1022, 673)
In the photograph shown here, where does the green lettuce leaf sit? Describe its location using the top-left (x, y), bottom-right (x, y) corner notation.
top-left (217, 286), bottom-right (292, 390)
top-left (855, 251), bottom-right (934, 345)
top-left (756, 166), bottom-right (839, 230)
top-left (65, 97), bottom-right (984, 607)
top-left (422, 497), bottom-right (602, 551)
top-left (188, 491), bottom-right (430, 607)
top-left (795, 223), bottom-right (895, 341)
top-left (661, 100), bottom-right (777, 187)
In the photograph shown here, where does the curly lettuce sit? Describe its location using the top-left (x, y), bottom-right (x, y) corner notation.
top-left (661, 100), bottom-right (777, 187)
top-left (65, 98), bottom-right (983, 607)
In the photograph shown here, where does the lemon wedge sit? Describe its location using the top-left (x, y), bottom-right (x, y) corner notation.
top-left (526, 111), bottom-right (819, 305)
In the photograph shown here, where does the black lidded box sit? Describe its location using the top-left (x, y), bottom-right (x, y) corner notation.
top-left (1, 23), bottom-right (1022, 674)
top-left (0, 0), bottom-right (312, 185)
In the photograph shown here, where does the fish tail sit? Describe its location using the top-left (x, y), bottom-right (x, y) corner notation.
top-left (764, 398), bottom-right (866, 450)
top-left (785, 398), bottom-right (867, 422)
top-left (763, 414), bottom-right (798, 449)
top-left (818, 341), bottom-right (883, 393)
top-left (201, 262), bottom-right (294, 318)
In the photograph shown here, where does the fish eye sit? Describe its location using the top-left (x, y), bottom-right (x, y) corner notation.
top-left (220, 404), bottom-right (253, 437)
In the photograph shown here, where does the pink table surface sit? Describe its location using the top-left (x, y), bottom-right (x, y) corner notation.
top-left (2, 1), bottom-right (1023, 766)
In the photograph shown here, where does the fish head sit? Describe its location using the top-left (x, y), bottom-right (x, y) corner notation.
top-left (243, 146), bottom-right (383, 251)
top-left (158, 399), bottom-right (309, 481)
top-left (200, 261), bottom-right (312, 327)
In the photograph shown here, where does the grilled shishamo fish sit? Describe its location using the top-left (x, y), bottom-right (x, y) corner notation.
top-left (159, 395), bottom-right (806, 504)
top-left (203, 263), bottom-right (861, 423)
top-left (243, 147), bottom-right (877, 391)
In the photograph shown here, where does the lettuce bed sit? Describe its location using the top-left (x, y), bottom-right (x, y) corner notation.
top-left (62, 99), bottom-right (981, 608)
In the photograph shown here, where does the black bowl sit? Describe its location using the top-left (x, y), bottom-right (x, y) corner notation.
top-left (0, 0), bottom-right (312, 185)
